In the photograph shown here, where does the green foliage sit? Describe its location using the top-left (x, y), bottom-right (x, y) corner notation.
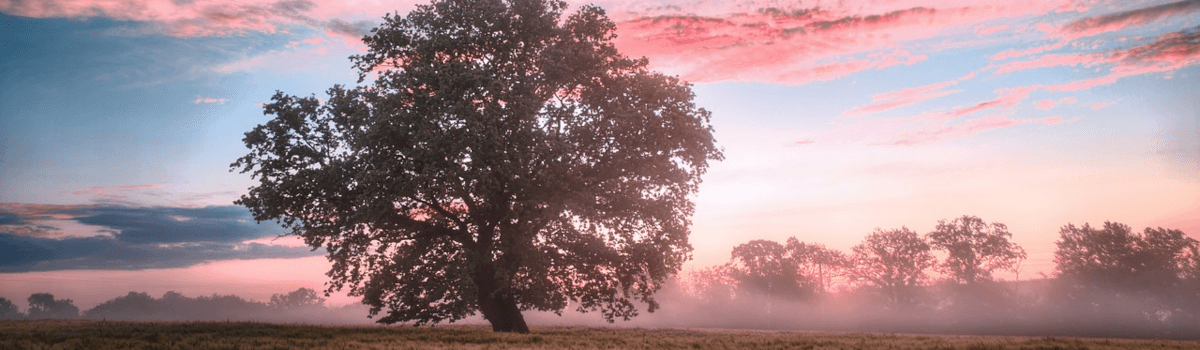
top-left (927, 215), bottom-right (1027, 285)
top-left (3, 320), bottom-right (1198, 350)
top-left (850, 227), bottom-right (936, 304)
top-left (231, 0), bottom-right (721, 332)
top-left (26, 293), bottom-right (78, 319)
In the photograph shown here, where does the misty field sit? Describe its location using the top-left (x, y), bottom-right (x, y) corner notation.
top-left (2, 320), bottom-right (1199, 350)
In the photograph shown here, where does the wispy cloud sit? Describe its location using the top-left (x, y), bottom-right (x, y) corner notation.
top-left (193, 97), bottom-right (226, 104)
top-left (1036, 97), bottom-right (1076, 110)
top-left (72, 184), bottom-right (167, 205)
top-left (841, 72), bottom-right (975, 118)
top-left (847, 20), bottom-right (1200, 146)
top-left (609, 0), bottom-right (1074, 84)
top-left (1062, 0), bottom-right (1200, 39)
top-left (888, 115), bottom-right (1069, 146)
top-left (0, 0), bottom-right (386, 39)
top-left (0, 205), bottom-right (316, 272)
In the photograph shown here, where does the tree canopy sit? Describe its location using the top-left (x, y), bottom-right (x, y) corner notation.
top-left (1055, 222), bottom-right (1198, 290)
top-left (850, 228), bottom-right (935, 305)
top-left (728, 239), bottom-right (807, 299)
top-left (0, 297), bottom-right (20, 320)
top-left (927, 215), bottom-right (1026, 285)
top-left (232, 0), bottom-right (721, 332)
top-left (270, 288), bottom-right (326, 310)
top-left (26, 293), bottom-right (78, 319)
top-left (785, 237), bottom-right (847, 294)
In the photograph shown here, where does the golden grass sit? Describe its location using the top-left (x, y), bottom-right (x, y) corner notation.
top-left (1, 320), bottom-right (1198, 350)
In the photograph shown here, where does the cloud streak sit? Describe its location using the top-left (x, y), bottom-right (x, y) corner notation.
top-left (608, 0), bottom-right (1075, 84)
top-left (0, 205), bottom-right (318, 272)
top-left (1062, 0), bottom-right (1200, 39)
top-left (193, 97), bottom-right (226, 104)
top-left (841, 73), bottom-right (976, 118)
top-left (0, 0), bottom-right (383, 39)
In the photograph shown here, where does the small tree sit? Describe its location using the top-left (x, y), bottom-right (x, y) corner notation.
top-left (927, 215), bottom-right (1026, 285)
top-left (26, 293), bottom-right (78, 319)
top-left (270, 288), bottom-right (327, 309)
top-left (232, 0), bottom-right (721, 332)
top-left (0, 297), bottom-right (22, 320)
top-left (850, 228), bottom-right (935, 305)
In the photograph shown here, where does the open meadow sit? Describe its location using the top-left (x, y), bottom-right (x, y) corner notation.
top-left (2, 320), bottom-right (1199, 350)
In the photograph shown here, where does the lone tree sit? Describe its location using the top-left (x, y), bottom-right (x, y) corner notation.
top-left (232, 0), bottom-right (721, 333)
top-left (927, 215), bottom-right (1026, 285)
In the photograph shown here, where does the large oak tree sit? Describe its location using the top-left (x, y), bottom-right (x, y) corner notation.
top-left (231, 0), bottom-right (721, 332)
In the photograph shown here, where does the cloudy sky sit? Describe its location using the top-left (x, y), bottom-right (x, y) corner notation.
top-left (1, 0), bottom-right (1198, 310)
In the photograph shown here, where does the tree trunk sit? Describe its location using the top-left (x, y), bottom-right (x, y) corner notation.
top-left (473, 264), bottom-right (530, 333)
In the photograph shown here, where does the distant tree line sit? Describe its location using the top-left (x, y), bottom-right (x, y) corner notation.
top-left (0, 288), bottom-right (369, 324)
top-left (667, 216), bottom-right (1200, 338)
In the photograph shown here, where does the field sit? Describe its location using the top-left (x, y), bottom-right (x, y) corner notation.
top-left (2, 320), bottom-right (1199, 350)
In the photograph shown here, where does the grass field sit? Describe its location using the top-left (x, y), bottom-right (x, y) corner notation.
top-left (2, 320), bottom-right (1199, 350)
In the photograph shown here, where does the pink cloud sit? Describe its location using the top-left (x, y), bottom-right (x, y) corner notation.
top-left (975, 24), bottom-right (1011, 37)
top-left (611, 0), bottom-right (1074, 84)
top-left (1029, 26), bottom-right (1200, 92)
top-left (1062, 0), bottom-right (1200, 39)
top-left (889, 114), bottom-right (1069, 146)
top-left (841, 72), bottom-right (978, 118)
top-left (1035, 97), bottom-right (1077, 110)
top-left (193, 97), bottom-right (226, 104)
top-left (71, 184), bottom-right (167, 203)
top-left (991, 41), bottom-right (1067, 61)
top-left (992, 53), bottom-right (1099, 74)
top-left (927, 86), bottom-right (1035, 121)
top-left (0, 0), bottom-right (398, 39)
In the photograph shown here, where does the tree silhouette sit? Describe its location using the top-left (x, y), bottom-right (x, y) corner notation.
top-left (729, 240), bottom-right (808, 300)
top-left (1055, 222), bottom-right (1197, 290)
top-left (850, 228), bottom-right (935, 305)
top-left (0, 297), bottom-right (21, 320)
top-left (679, 265), bottom-right (737, 304)
top-left (26, 293), bottom-right (78, 319)
top-left (270, 288), bottom-right (326, 310)
top-left (785, 237), bottom-right (847, 294)
top-left (231, 0), bottom-right (721, 332)
top-left (927, 215), bottom-right (1026, 285)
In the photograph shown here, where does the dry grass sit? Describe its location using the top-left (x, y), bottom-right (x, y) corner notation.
top-left (1, 320), bottom-right (1198, 350)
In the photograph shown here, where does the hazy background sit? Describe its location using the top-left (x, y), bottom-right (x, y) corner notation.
top-left (1, 0), bottom-right (1198, 331)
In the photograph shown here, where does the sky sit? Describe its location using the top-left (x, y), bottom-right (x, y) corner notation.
top-left (1, 0), bottom-right (1198, 312)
